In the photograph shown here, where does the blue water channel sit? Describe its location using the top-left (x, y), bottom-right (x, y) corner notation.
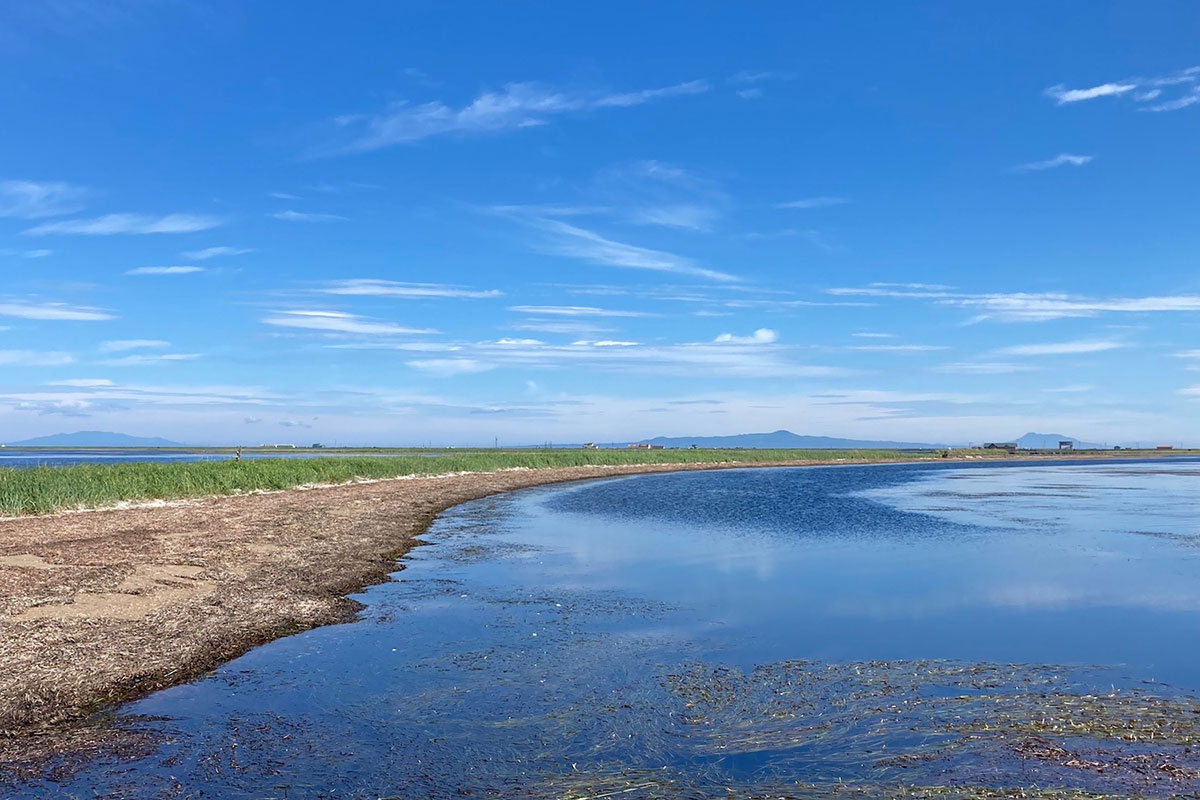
top-left (11, 459), bottom-right (1200, 798)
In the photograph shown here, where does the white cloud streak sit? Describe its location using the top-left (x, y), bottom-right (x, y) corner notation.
top-left (776, 197), bottom-right (850, 209)
top-left (182, 246), bottom-right (255, 260)
top-left (828, 286), bottom-right (1200, 322)
top-left (0, 179), bottom-right (87, 218)
top-left (1044, 82), bottom-right (1137, 104)
top-left (1044, 67), bottom-right (1200, 111)
top-left (99, 339), bottom-right (169, 353)
top-left (330, 80), bottom-right (708, 153)
top-left (0, 349), bottom-right (74, 366)
top-left (48, 378), bottom-right (114, 387)
top-left (0, 302), bottom-right (114, 321)
top-left (931, 362), bottom-right (1040, 375)
top-left (1013, 153), bottom-right (1093, 171)
top-left (98, 353), bottom-right (202, 366)
top-left (262, 310), bottom-right (436, 335)
top-left (713, 328), bottom-right (778, 344)
top-left (125, 265), bottom-right (204, 276)
top-left (397, 337), bottom-right (855, 379)
top-left (495, 206), bottom-right (736, 281)
top-left (538, 218), bottom-right (735, 281)
top-left (271, 210), bottom-right (348, 222)
top-left (320, 279), bottom-right (502, 299)
top-left (507, 305), bottom-right (653, 318)
top-left (24, 213), bottom-right (221, 235)
top-left (993, 339), bottom-right (1125, 356)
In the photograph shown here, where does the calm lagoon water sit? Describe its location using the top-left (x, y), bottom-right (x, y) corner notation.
top-left (14, 459), bottom-right (1200, 797)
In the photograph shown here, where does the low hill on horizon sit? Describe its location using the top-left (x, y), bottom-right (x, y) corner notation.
top-left (1013, 432), bottom-right (1105, 450)
top-left (635, 430), bottom-right (948, 449)
top-left (5, 431), bottom-right (185, 448)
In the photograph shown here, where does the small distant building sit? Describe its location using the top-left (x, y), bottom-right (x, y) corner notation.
top-left (1157, 444), bottom-right (1175, 450)
top-left (259, 443), bottom-right (297, 449)
top-left (627, 443), bottom-right (664, 450)
top-left (1058, 440), bottom-right (1074, 451)
top-left (582, 442), bottom-right (598, 449)
top-left (983, 442), bottom-right (1018, 453)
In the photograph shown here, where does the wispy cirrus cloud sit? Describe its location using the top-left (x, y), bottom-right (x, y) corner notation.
top-left (627, 204), bottom-right (719, 231)
top-left (399, 336), bottom-right (854, 379)
top-left (1045, 82), bottom-right (1137, 104)
top-left (407, 358), bottom-right (493, 376)
top-left (0, 301), bottom-right (113, 321)
top-left (776, 196), bottom-right (850, 209)
top-left (931, 362), bottom-right (1040, 375)
top-left (596, 160), bottom-right (728, 232)
top-left (539, 218), bottom-right (736, 281)
top-left (24, 213), bottom-right (221, 235)
top-left (0, 179), bottom-right (87, 218)
top-left (728, 70), bottom-right (794, 100)
top-left (1013, 153), bottom-right (1093, 172)
top-left (99, 339), bottom-right (169, 353)
top-left (182, 246), bottom-right (255, 260)
top-left (325, 79), bottom-right (708, 154)
top-left (509, 320), bottom-right (617, 335)
top-left (263, 309), bottom-right (436, 335)
top-left (828, 284), bottom-right (1200, 322)
top-left (48, 378), bottom-right (114, 387)
top-left (1044, 66), bottom-right (1200, 111)
top-left (0, 349), bottom-right (74, 366)
top-left (494, 206), bottom-right (736, 281)
top-left (846, 343), bottom-right (949, 353)
top-left (125, 265), bottom-right (204, 276)
top-left (507, 305), bottom-right (653, 318)
top-left (271, 210), bottom-right (347, 222)
top-left (98, 353), bottom-right (201, 366)
top-left (0, 248), bottom-right (53, 258)
top-left (319, 279), bottom-right (502, 299)
top-left (713, 328), bottom-right (778, 344)
top-left (993, 339), bottom-right (1126, 356)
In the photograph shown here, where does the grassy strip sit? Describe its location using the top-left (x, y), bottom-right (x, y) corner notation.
top-left (0, 448), bottom-right (910, 517)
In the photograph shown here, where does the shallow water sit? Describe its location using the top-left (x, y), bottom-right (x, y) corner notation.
top-left (13, 459), bottom-right (1200, 797)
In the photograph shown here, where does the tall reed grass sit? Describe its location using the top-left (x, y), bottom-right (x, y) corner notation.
top-left (0, 449), bottom-right (903, 517)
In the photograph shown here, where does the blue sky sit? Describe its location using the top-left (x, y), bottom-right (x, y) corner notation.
top-left (3, 1), bottom-right (1200, 446)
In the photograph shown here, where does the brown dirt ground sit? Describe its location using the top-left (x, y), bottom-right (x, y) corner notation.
top-left (1, 458), bottom-right (879, 775)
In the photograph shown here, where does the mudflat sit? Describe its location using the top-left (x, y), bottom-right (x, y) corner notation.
top-left (1, 458), bottom-right (856, 770)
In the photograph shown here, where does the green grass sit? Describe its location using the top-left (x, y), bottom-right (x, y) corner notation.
top-left (0, 448), bottom-right (914, 517)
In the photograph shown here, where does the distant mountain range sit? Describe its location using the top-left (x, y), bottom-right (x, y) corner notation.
top-left (0, 429), bottom-right (1117, 451)
top-left (4, 431), bottom-right (184, 447)
top-left (1013, 432), bottom-right (1105, 450)
top-left (634, 430), bottom-right (948, 449)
